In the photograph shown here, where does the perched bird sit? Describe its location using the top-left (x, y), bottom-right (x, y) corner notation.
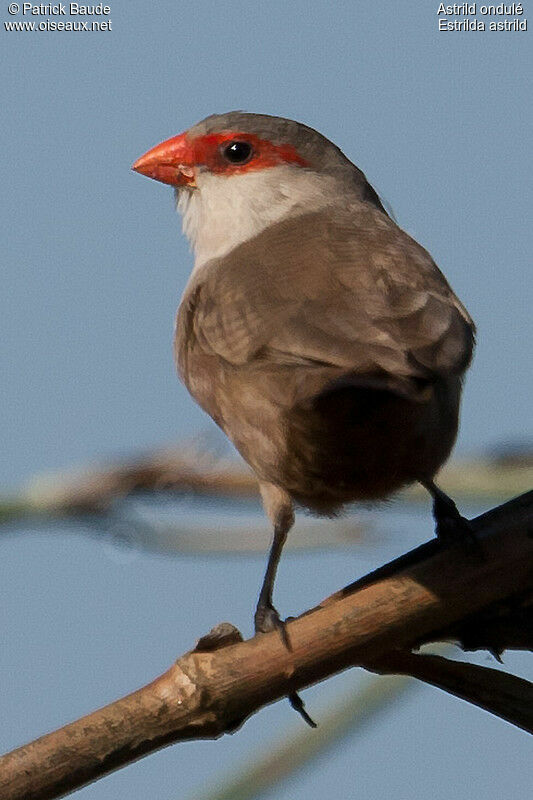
top-left (133, 112), bottom-right (475, 720)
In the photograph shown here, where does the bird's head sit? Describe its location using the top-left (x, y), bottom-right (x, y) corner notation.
top-left (132, 112), bottom-right (385, 267)
top-left (131, 111), bottom-right (358, 186)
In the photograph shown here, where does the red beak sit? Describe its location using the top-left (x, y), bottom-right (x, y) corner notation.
top-left (132, 133), bottom-right (196, 187)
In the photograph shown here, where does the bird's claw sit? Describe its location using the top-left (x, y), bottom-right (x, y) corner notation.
top-left (254, 602), bottom-right (290, 649)
top-left (433, 495), bottom-right (478, 552)
top-left (289, 691), bottom-right (317, 728)
top-left (254, 603), bottom-right (316, 727)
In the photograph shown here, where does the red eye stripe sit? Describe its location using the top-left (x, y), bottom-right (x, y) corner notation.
top-left (190, 132), bottom-right (309, 174)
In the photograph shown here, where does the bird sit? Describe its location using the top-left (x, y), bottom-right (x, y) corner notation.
top-left (133, 112), bottom-right (475, 723)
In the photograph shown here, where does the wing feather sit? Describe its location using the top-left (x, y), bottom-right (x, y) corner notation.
top-left (179, 207), bottom-right (474, 394)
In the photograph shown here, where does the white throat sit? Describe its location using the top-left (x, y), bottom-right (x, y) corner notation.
top-left (176, 165), bottom-right (347, 272)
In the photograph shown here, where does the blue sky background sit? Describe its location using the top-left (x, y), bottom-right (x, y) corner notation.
top-left (1, 2), bottom-right (531, 799)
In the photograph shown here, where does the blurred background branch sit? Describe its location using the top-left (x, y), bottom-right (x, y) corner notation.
top-left (1, 440), bottom-right (532, 533)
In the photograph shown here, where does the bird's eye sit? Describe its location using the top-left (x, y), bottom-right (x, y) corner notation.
top-left (221, 140), bottom-right (254, 165)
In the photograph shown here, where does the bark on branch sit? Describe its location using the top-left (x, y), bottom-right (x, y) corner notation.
top-left (1, 491), bottom-right (532, 800)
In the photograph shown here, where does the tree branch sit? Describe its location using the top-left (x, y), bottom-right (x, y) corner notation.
top-left (367, 651), bottom-right (533, 732)
top-left (0, 491), bottom-right (532, 800)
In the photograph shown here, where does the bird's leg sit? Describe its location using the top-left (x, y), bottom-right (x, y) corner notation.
top-left (421, 479), bottom-right (475, 546)
top-left (255, 482), bottom-right (294, 639)
top-left (254, 521), bottom-right (289, 641)
top-left (254, 515), bottom-right (317, 728)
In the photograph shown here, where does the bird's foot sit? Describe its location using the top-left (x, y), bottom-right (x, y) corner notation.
top-left (420, 479), bottom-right (479, 551)
top-left (254, 601), bottom-right (317, 728)
top-left (288, 691), bottom-right (318, 728)
top-left (432, 490), bottom-right (478, 551)
top-left (254, 601), bottom-right (290, 648)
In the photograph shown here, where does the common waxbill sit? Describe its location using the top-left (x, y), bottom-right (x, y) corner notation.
top-left (133, 112), bottom-right (475, 717)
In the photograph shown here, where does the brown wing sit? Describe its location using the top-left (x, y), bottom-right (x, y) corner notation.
top-left (177, 206), bottom-right (474, 404)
